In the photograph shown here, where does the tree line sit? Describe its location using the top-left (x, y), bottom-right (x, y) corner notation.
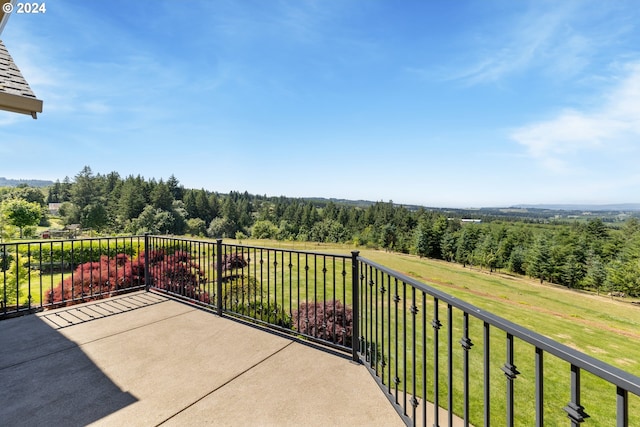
top-left (2, 166), bottom-right (640, 297)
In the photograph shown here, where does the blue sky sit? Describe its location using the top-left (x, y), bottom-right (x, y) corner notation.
top-left (1, 0), bottom-right (640, 208)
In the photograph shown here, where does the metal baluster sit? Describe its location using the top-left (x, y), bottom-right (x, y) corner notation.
top-left (411, 286), bottom-right (418, 424)
top-left (617, 386), bottom-right (628, 427)
top-left (564, 364), bottom-right (589, 426)
top-left (387, 273), bottom-right (392, 392)
top-left (375, 268), bottom-right (379, 373)
top-left (403, 280), bottom-right (407, 415)
top-left (432, 298), bottom-right (441, 427)
top-left (448, 304), bottom-right (453, 427)
top-left (535, 347), bottom-right (543, 427)
top-left (460, 312), bottom-right (473, 426)
top-left (502, 333), bottom-right (520, 427)
top-left (484, 322), bottom-right (491, 427)
top-left (380, 273), bottom-right (386, 380)
top-left (394, 278), bottom-right (400, 403)
top-left (351, 251), bottom-right (359, 362)
top-left (422, 291), bottom-right (427, 427)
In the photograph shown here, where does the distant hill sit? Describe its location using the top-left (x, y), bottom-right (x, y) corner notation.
top-left (302, 197), bottom-right (640, 214)
top-left (0, 177), bottom-right (54, 187)
top-left (515, 203), bottom-right (640, 212)
top-left (302, 197), bottom-right (429, 211)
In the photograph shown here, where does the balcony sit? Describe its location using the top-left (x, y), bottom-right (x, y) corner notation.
top-left (1, 235), bottom-right (639, 426)
top-left (0, 291), bottom-right (405, 426)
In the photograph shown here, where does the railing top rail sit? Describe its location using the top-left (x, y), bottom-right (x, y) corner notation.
top-left (222, 242), bottom-right (351, 259)
top-left (148, 235), bottom-right (351, 258)
top-left (0, 235), bottom-right (145, 247)
top-left (358, 255), bottom-right (640, 396)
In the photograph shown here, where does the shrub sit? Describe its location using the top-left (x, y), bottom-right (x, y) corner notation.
top-left (223, 275), bottom-right (260, 305)
top-left (47, 254), bottom-right (142, 307)
top-left (21, 240), bottom-right (139, 272)
top-left (141, 250), bottom-right (210, 303)
top-left (220, 253), bottom-right (248, 271)
top-left (221, 275), bottom-right (292, 328)
top-left (292, 300), bottom-right (353, 346)
top-left (219, 253), bottom-right (248, 283)
top-left (235, 301), bottom-right (292, 328)
top-left (47, 249), bottom-right (209, 308)
top-left (1, 252), bottom-right (38, 308)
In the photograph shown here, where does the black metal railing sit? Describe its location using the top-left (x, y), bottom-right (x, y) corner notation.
top-left (2, 235), bottom-right (640, 426)
top-left (145, 235), bottom-right (354, 351)
top-left (0, 236), bottom-right (146, 318)
top-left (355, 254), bottom-right (640, 426)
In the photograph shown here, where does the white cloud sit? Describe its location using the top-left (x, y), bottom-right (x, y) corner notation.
top-left (0, 113), bottom-right (21, 127)
top-left (451, 2), bottom-right (602, 85)
top-left (511, 62), bottom-right (640, 172)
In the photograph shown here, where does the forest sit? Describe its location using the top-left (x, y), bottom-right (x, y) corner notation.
top-left (1, 166), bottom-right (640, 297)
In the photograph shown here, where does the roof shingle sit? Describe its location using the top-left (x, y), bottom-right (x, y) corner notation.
top-left (0, 39), bottom-right (43, 118)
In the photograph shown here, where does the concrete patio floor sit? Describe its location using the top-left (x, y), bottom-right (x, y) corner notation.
top-left (0, 291), bottom-right (405, 426)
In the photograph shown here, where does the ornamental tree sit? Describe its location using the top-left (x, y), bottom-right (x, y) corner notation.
top-left (1, 198), bottom-right (42, 238)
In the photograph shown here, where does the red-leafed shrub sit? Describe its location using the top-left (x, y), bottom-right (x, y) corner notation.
top-left (142, 250), bottom-right (209, 303)
top-left (220, 253), bottom-right (248, 271)
top-left (48, 250), bottom-right (209, 308)
top-left (47, 254), bottom-right (144, 307)
top-left (292, 300), bottom-right (353, 346)
top-left (219, 253), bottom-right (248, 283)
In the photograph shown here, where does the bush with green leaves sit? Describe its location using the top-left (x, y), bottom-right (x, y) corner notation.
top-left (234, 300), bottom-right (292, 328)
top-left (18, 240), bottom-right (140, 272)
top-left (222, 269), bottom-right (291, 328)
top-left (1, 252), bottom-right (38, 308)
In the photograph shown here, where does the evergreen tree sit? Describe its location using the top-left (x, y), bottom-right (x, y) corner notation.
top-left (61, 176), bottom-right (73, 202)
top-left (195, 190), bottom-right (213, 223)
top-left (585, 255), bottom-right (607, 294)
top-left (527, 233), bottom-right (552, 284)
top-left (440, 230), bottom-right (458, 262)
top-left (47, 180), bottom-right (62, 203)
top-left (151, 180), bottom-right (174, 211)
top-left (183, 190), bottom-right (197, 218)
top-left (414, 219), bottom-right (433, 258)
top-left (119, 177), bottom-right (147, 222)
top-left (167, 174), bottom-right (184, 200)
top-left (508, 246), bottom-right (526, 275)
top-left (83, 203), bottom-right (109, 232)
top-left (455, 225), bottom-right (480, 267)
top-left (71, 166), bottom-right (98, 209)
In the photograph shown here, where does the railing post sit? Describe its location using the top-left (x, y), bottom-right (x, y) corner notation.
top-left (216, 239), bottom-right (223, 316)
top-left (351, 250), bottom-right (360, 362)
top-left (144, 233), bottom-right (150, 291)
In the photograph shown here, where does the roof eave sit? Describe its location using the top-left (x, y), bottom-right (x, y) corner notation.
top-left (0, 1), bottom-right (15, 36)
top-left (0, 91), bottom-right (42, 118)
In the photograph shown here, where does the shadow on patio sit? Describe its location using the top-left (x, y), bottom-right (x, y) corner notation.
top-left (0, 291), bottom-right (403, 426)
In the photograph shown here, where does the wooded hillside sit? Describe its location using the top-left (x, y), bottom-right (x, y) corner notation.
top-left (2, 166), bottom-right (640, 297)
